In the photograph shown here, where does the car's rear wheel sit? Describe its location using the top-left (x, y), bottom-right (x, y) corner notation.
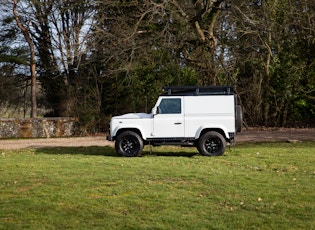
top-left (197, 131), bottom-right (226, 156)
top-left (115, 131), bottom-right (143, 157)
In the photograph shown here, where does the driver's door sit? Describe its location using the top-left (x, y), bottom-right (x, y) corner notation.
top-left (152, 97), bottom-right (184, 138)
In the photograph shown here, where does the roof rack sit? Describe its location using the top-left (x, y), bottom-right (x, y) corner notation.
top-left (162, 86), bottom-right (234, 96)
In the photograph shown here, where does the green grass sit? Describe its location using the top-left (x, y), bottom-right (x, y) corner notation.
top-left (0, 142), bottom-right (314, 229)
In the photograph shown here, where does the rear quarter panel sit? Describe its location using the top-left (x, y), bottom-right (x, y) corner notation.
top-left (183, 96), bottom-right (235, 138)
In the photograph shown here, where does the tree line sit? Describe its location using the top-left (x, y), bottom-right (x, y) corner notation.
top-left (0, 0), bottom-right (314, 132)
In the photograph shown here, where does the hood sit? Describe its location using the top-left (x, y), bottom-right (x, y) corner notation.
top-left (112, 113), bottom-right (152, 119)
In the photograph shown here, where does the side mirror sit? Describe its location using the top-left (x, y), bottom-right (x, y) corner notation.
top-left (151, 107), bottom-right (160, 115)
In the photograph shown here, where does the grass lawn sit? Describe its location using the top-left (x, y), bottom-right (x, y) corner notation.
top-left (0, 142), bottom-right (314, 229)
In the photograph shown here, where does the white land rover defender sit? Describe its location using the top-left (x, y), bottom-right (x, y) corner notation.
top-left (107, 86), bottom-right (242, 157)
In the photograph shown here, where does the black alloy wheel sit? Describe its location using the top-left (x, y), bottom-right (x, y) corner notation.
top-left (197, 131), bottom-right (226, 156)
top-left (115, 131), bottom-right (143, 157)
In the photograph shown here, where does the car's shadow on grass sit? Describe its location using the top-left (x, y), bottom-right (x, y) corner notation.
top-left (141, 150), bottom-right (198, 157)
top-left (35, 146), bottom-right (199, 157)
top-left (36, 146), bottom-right (118, 157)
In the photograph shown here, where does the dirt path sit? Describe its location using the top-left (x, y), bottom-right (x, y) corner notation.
top-left (0, 135), bottom-right (112, 150)
top-left (0, 128), bottom-right (314, 150)
top-left (235, 128), bottom-right (315, 143)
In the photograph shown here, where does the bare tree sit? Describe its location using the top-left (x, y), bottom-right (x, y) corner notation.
top-left (91, 0), bottom-right (226, 84)
top-left (9, 0), bottom-right (95, 117)
top-left (13, 0), bottom-right (37, 118)
top-left (217, 0), bottom-right (315, 127)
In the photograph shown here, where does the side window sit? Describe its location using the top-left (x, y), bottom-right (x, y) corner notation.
top-left (159, 98), bottom-right (181, 114)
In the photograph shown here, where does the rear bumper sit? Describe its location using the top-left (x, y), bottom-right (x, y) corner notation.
top-left (228, 132), bottom-right (235, 140)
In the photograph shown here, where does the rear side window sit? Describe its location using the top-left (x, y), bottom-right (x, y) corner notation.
top-left (159, 98), bottom-right (181, 114)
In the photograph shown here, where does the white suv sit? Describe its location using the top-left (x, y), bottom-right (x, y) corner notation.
top-left (107, 86), bottom-right (242, 156)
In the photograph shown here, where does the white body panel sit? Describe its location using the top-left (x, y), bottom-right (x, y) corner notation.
top-left (110, 113), bottom-right (153, 139)
top-left (152, 113), bottom-right (184, 137)
top-left (183, 96), bottom-right (235, 138)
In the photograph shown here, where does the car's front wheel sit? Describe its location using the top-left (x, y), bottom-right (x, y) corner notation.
top-left (115, 131), bottom-right (144, 157)
top-left (197, 131), bottom-right (226, 156)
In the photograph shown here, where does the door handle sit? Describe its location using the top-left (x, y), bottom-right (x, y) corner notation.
top-left (174, 122), bottom-right (182, 125)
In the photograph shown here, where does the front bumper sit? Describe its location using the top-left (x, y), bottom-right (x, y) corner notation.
top-left (106, 135), bottom-right (114, 141)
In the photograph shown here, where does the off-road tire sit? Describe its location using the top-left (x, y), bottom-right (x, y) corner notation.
top-left (115, 131), bottom-right (143, 157)
top-left (197, 131), bottom-right (226, 156)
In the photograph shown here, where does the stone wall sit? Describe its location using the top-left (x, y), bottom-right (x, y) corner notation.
top-left (0, 118), bottom-right (78, 138)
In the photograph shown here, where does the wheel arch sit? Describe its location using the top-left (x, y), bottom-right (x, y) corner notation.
top-left (197, 127), bottom-right (228, 140)
top-left (115, 128), bottom-right (143, 139)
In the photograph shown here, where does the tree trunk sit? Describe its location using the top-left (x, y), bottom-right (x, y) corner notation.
top-left (13, 0), bottom-right (37, 118)
top-left (263, 31), bottom-right (273, 126)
